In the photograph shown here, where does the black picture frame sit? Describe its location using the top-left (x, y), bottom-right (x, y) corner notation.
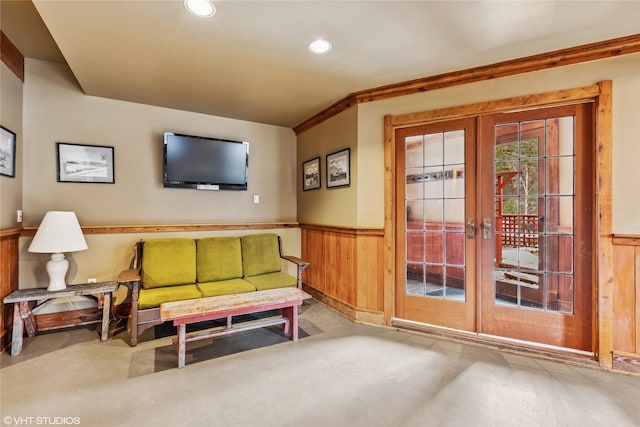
top-left (57, 142), bottom-right (115, 184)
top-left (326, 148), bottom-right (350, 188)
top-left (0, 126), bottom-right (17, 178)
top-left (302, 157), bottom-right (321, 191)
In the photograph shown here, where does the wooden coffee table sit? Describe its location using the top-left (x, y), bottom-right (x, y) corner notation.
top-left (160, 287), bottom-right (311, 368)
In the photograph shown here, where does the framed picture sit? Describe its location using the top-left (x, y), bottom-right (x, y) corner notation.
top-left (302, 157), bottom-right (321, 191)
top-left (57, 142), bottom-right (115, 184)
top-left (326, 148), bottom-right (350, 188)
top-left (0, 126), bottom-right (17, 178)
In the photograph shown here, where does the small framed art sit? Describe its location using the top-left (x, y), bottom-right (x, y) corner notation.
top-left (57, 142), bottom-right (115, 184)
top-left (302, 157), bottom-right (321, 191)
top-left (0, 126), bottom-right (17, 178)
top-left (326, 148), bottom-right (350, 188)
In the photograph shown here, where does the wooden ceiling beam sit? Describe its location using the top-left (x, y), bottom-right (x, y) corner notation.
top-left (1, 31), bottom-right (24, 81)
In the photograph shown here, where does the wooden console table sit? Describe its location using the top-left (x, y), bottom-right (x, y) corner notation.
top-left (3, 281), bottom-right (118, 356)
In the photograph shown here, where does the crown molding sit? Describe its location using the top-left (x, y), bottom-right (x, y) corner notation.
top-left (294, 33), bottom-right (640, 134)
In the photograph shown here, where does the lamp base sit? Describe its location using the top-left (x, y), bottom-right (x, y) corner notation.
top-left (46, 252), bottom-right (69, 292)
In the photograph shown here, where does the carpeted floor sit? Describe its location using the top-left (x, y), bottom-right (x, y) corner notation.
top-left (1, 299), bottom-right (638, 427)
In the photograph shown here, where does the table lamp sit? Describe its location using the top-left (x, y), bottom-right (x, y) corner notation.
top-left (28, 211), bottom-right (88, 291)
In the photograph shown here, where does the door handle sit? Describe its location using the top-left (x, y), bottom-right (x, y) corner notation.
top-left (466, 218), bottom-right (476, 239)
top-left (482, 218), bottom-right (492, 240)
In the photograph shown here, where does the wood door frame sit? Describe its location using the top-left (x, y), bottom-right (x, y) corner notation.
top-left (383, 81), bottom-right (614, 367)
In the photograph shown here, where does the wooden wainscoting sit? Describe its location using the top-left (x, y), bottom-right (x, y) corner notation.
top-left (0, 228), bottom-right (21, 350)
top-left (612, 234), bottom-right (640, 373)
top-left (301, 224), bottom-right (384, 324)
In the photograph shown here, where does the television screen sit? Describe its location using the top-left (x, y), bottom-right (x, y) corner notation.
top-left (163, 132), bottom-right (249, 190)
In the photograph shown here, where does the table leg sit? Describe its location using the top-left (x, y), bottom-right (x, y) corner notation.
top-left (20, 302), bottom-right (37, 337)
top-left (101, 292), bottom-right (111, 341)
top-left (291, 303), bottom-right (299, 341)
top-left (177, 324), bottom-right (186, 369)
top-left (11, 302), bottom-right (24, 356)
top-left (282, 303), bottom-right (300, 341)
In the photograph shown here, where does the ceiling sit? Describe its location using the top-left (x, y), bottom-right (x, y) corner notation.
top-left (2, 1), bottom-right (639, 128)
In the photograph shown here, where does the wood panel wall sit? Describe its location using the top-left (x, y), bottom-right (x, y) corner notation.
top-left (0, 229), bottom-right (20, 350)
top-left (301, 224), bottom-right (384, 324)
top-left (612, 234), bottom-right (640, 373)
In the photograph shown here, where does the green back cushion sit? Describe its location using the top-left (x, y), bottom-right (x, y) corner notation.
top-left (241, 233), bottom-right (281, 277)
top-left (197, 237), bottom-right (243, 282)
top-left (141, 239), bottom-right (196, 289)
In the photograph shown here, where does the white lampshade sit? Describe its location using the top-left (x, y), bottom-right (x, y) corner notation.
top-left (28, 211), bottom-right (88, 291)
top-left (29, 211), bottom-right (88, 254)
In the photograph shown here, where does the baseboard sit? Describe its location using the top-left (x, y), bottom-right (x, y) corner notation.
top-left (302, 285), bottom-right (384, 325)
top-left (612, 351), bottom-right (640, 374)
top-left (0, 328), bottom-right (9, 353)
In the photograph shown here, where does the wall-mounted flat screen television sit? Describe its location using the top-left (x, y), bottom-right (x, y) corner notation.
top-left (163, 132), bottom-right (249, 191)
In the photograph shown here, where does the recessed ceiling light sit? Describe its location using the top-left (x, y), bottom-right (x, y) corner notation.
top-left (185, 0), bottom-right (215, 17)
top-left (308, 39), bottom-right (332, 54)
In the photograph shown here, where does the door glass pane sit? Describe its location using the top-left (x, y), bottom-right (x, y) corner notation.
top-left (425, 232), bottom-right (443, 264)
top-left (406, 200), bottom-right (424, 230)
top-left (494, 116), bottom-right (575, 312)
top-left (405, 135), bottom-right (423, 168)
top-left (405, 130), bottom-right (465, 301)
top-left (424, 133), bottom-right (443, 166)
top-left (406, 167), bottom-right (424, 200)
top-left (444, 130), bottom-right (465, 164)
top-left (406, 263), bottom-right (425, 296)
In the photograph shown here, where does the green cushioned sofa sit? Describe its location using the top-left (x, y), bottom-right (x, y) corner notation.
top-left (118, 233), bottom-right (309, 346)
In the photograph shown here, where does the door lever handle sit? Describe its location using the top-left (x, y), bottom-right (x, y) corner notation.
top-left (466, 218), bottom-right (476, 239)
top-left (482, 218), bottom-right (492, 240)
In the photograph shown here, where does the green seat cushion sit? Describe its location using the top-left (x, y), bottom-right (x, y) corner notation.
top-left (240, 233), bottom-right (281, 277)
top-left (243, 272), bottom-right (297, 291)
top-left (197, 278), bottom-right (256, 298)
top-left (197, 237), bottom-right (243, 282)
top-left (142, 239), bottom-right (196, 289)
top-left (138, 284), bottom-right (202, 309)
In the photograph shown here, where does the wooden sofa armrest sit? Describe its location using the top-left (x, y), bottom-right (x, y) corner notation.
top-left (281, 255), bottom-right (310, 289)
top-left (118, 267), bottom-right (141, 283)
top-left (118, 240), bottom-right (143, 284)
top-left (276, 236), bottom-right (311, 289)
top-left (281, 255), bottom-right (310, 268)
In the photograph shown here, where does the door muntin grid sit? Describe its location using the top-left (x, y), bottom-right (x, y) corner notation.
top-left (493, 117), bottom-right (575, 313)
top-left (405, 130), bottom-right (466, 301)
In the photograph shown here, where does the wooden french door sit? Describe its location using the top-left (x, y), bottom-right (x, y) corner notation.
top-left (394, 118), bottom-right (477, 331)
top-left (395, 103), bottom-right (595, 352)
top-left (478, 103), bottom-right (594, 351)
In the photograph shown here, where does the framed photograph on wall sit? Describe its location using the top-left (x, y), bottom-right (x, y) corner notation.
top-left (0, 126), bottom-right (17, 178)
top-left (302, 157), bottom-right (321, 191)
top-left (326, 148), bottom-right (350, 188)
top-left (57, 142), bottom-right (115, 184)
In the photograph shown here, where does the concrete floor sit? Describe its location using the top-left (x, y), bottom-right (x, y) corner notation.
top-left (1, 299), bottom-right (639, 427)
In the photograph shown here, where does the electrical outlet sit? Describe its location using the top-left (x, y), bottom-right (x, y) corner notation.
top-left (16, 210), bottom-right (22, 223)
top-left (88, 278), bottom-right (97, 283)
